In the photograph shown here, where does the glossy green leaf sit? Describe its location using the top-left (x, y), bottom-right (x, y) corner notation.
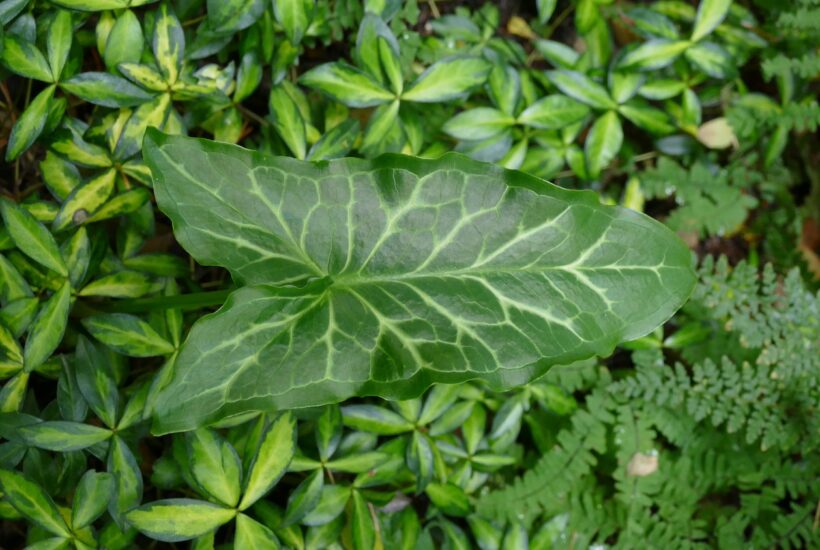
top-left (61, 226), bottom-right (91, 287)
top-left (691, 0), bottom-right (731, 41)
top-left (78, 271), bottom-right (154, 298)
top-left (618, 39), bottom-right (691, 71)
top-left (103, 9), bottom-right (144, 69)
top-left (379, 37), bottom-right (403, 95)
top-left (269, 85), bottom-right (307, 160)
top-left (684, 41), bottom-right (734, 78)
top-left (517, 95), bottom-right (590, 130)
top-left (0, 469), bottom-right (70, 537)
top-left (584, 111), bottom-right (623, 179)
top-left (488, 64), bottom-right (520, 116)
top-left (235, 513), bottom-right (280, 549)
top-left (351, 491), bottom-right (375, 550)
top-left (282, 469), bottom-right (323, 526)
top-left (107, 435), bottom-right (143, 527)
top-left (402, 57), bottom-right (490, 103)
top-left (5, 85), bottom-right (56, 161)
top-left (19, 420), bottom-right (110, 451)
top-left (300, 62), bottom-right (394, 108)
top-left (468, 516), bottom-right (502, 550)
top-left (208, 0), bottom-right (264, 33)
top-left (443, 108), bottom-right (515, 141)
top-left (315, 405), bottom-right (342, 461)
top-left (307, 119), bottom-right (359, 161)
top-left (82, 313), bottom-right (175, 357)
top-left (118, 63), bottom-right (167, 92)
top-left (87, 188), bottom-right (152, 223)
top-left (301, 484), bottom-right (350, 526)
top-left (61, 73), bottom-right (153, 108)
top-left (75, 336), bottom-right (121, 428)
top-left (342, 405), bottom-right (413, 435)
top-left (51, 0), bottom-right (158, 10)
top-left (186, 428), bottom-right (242, 507)
top-left (0, 33), bottom-right (52, 82)
top-left (47, 10), bottom-right (72, 81)
top-left (239, 412), bottom-right (296, 510)
top-left (273, 0), bottom-right (313, 44)
top-left (425, 482), bottom-right (470, 517)
top-left (145, 132), bottom-right (695, 432)
top-left (0, 371), bottom-right (29, 412)
top-left (126, 499), bottom-right (236, 543)
top-left (0, 199), bottom-right (67, 276)
top-left (361, 100), bottom-right (403, 157)
top-left (23, 282), bottom-right (71, 372)
top-left (545, 70), bottom-right (616, 110)
top-left (52, 168), bottom-right (117, 231)
top-left (152, 2), bottom-right (183, 84)
top-left (72, 471), bottom-right (115, 529)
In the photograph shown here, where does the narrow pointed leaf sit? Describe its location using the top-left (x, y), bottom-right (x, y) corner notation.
top-left (145, 132), bottom-right (695, 433)
top-left (82, 313), bottom-right (175, 357)
top-left (47, 10), bottom-right (72, 80)
top-left (0, 199), bottom-right (68, 276)
top-left (71, 471), bottom-right (115, 529)
top-left (300, 62), bottom-right (394, 108)
top-left (545, 70), bottom-right (616, 110)
top-left (691, 0), bottom-right (732, 41)
top-left (0, 34), bottom-right (52, 82)
top-left (402, 57), bottom-right (490, 103)
top-left (518, 95), bottom-right (590, 130)
top-left (152, 2), bottom-right (183, 84)
top-left (126, 499), bottom-right (235, 542)
top-left (0, 469), bottom-right (70, 537)
top-left (585, 111), bottom-right (623, 179)
top-left (5, 86), bottom-right (56, 161)
top-left (23, 282), bottom-right (71, 372)
top-left (18, 420), bottom-right (111, 451)
top-left (239, 412), bottom-right (296, 510)
top-left (235, 513), bottom-right (280, 549)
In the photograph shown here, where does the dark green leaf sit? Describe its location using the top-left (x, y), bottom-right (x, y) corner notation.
top-left (235, 512), bottom-right (280, 549)
top-left (300, 62), bottom-right (394, 107)
top-left (186, 428), bottom-right (242, 507)
top-left (518, 95), bottom-right (590, 130)
top-left (0, 33), bottom-right (52, 81)
top-left (282, 469), bottom-right (323, 526)
top-left (61, 72), bottom-right (153, 108)
top-left (5, 85), bottom-right (56, 161)
top-left (82, 313), bottom-right (175, 357)
top-left (545, 70), bottom-right (616, 110)
top-left (47, 10), bottom-right (72, 81)
top-left (72, 471), bottom-right (114, 529)
top-left (152, 3), bottom-right (183, 84)
top-left (584, 111), bottom-right (623, 179)
top-left (0, 469), bottom-right (70, 537)
top-left (691, 0), bottom-right (731, 41)
top-left (19, 420), bottom-right (111, 451)
top-left (23, 282), bottom-right (71, 372)
top-left (126, 499), bottom-right (235, 542)
top-left (239, 412), bottom-right (296, 510)
top-left (273, 0), bottom-right (312, 44)
top-left (425, 482), bottom-right (470, 516)
top-left (0, 199), bottom-right (67, 276)
top-left (402, 57), bottom-right (490, 103)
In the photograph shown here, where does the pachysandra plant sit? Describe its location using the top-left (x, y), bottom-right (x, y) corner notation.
top-left (144, 130), bottom-right (695, 434)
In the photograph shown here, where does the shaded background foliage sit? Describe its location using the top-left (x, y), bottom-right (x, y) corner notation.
top-left (0, 0), bottom-right (818, 548)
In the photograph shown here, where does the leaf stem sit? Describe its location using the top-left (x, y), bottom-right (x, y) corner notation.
top-left (89, 289), bottom-right (233, 314)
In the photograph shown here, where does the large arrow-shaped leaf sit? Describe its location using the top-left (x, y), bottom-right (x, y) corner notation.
top-left (144, 131), bottom-right (695, 434)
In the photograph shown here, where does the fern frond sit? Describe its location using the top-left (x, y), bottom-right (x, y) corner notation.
top-left (762, 52), bottom-right (820, 79)
top-left (476, 407), bottom-right (607, 522)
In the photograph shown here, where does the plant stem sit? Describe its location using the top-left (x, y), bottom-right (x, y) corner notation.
top-left (91, 289), bottom-right (233, 314)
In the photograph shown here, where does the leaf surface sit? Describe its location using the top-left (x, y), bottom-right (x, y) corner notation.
top-left (145, 132), bottom-right (695, 433)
